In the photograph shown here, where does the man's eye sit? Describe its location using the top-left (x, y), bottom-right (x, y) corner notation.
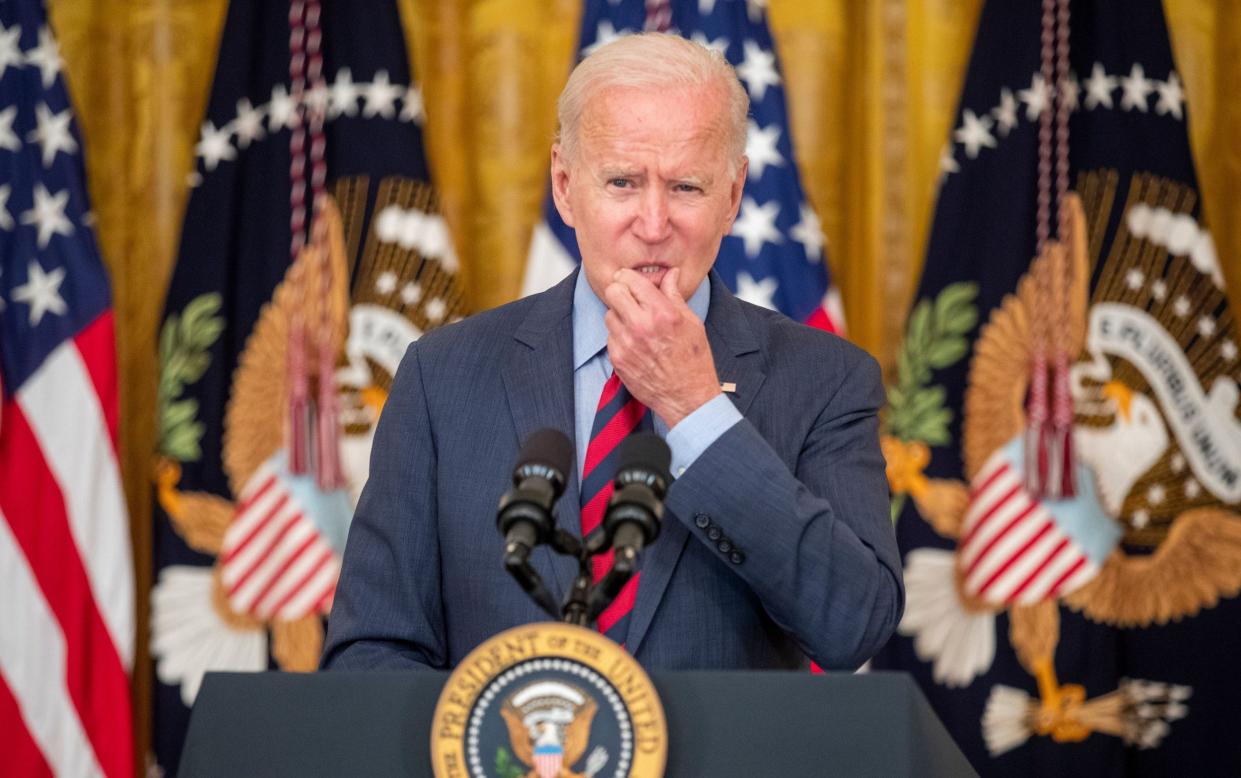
top-left (674, 183), bottom-right (702, 193)
top-left (609, 178), bottom-right (631, 188)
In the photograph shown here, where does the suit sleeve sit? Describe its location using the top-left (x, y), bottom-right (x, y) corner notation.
top-left (663, 351), bottom-right (904, 670)
top-left (320, 343), bottom-right (447, 670)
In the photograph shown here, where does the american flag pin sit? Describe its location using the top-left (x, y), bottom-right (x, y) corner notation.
top-left (720, 382), bottom-right (737, 393)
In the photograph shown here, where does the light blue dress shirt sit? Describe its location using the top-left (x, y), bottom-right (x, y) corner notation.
top-left (572, 271), bottom-right (743, 484)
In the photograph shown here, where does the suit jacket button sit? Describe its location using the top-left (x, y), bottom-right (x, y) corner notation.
top-left (717, 540), bottom-right (732, 554)
top-left (707, 527), bottom-right (722, 541)
top-left (694, 513), bottom-right (710, 529)
top-left (730, 551), bottom-right (745, 565)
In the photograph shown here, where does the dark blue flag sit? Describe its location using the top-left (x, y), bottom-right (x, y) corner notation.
top-left (150, 1), bottom-right (463, 772)
top-left (522, 0), bottom-right (843, 333)
top-left (874, 1), bottom-right (1241, 776)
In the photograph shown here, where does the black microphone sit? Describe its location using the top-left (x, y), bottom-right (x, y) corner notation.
top-left (497, 429), bottom-right (572, 619)
top-left (603, 431), bottom-right (671, 561)
top-left (496, 428), bottom-right (573, 564)
top-left (585, 433), bottom-right (671, 623)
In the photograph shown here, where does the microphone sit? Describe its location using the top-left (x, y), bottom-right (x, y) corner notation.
top-left (603, 432), bottom-right (671, 562)
top-left (585, 433), bottom-right (671, 622)
top-left (496, 429), bottom-right (572, 619)
top-left (497, 428), bottom-right (573, 563)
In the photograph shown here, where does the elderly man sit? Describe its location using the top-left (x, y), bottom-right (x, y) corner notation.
top-left (322, 33), bottom-right (902, 671)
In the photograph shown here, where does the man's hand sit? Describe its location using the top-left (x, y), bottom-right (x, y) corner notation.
top-left (603, 268), bottom-right (721, 428)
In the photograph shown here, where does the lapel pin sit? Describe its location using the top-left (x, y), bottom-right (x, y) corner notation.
top-left (720, 382), bottom-right (737, 393)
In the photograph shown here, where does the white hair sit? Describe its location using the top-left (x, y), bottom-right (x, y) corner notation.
top-left (556, 32), bottom-right (750, 173)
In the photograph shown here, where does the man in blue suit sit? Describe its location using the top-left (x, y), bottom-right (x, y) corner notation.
top-left (322, 33), bottom-right (902, 671)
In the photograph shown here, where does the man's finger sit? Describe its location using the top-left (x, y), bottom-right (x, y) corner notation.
top-left (660, 267), bottom-right (683, 302)
top-left (603, 279), bottom-right (642, 323)
top-left (614, 268), bottom-right (669, 311)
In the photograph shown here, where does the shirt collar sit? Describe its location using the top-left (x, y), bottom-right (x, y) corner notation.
top-left (572, 269), bottom-right (712, 370)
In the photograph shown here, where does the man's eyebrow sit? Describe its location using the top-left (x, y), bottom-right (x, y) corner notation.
top-left (599, 166), bottom-right (642, 179)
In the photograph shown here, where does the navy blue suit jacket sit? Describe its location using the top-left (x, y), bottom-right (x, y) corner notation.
top-left (321, 270), bottom-right (903, 671)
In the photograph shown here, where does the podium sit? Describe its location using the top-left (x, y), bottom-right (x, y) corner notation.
top-left (179, 670), bottom-right (975, 777)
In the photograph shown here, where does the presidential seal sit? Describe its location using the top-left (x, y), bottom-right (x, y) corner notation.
top-left (431, 623), bottom-right (667, 778)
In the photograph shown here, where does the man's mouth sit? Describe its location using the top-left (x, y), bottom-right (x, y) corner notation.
top-left (636, 264), bottom-right (667, 276)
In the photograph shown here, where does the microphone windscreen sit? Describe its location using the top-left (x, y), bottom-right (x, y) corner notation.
top-left (516, 428), bottom-right (574, 483)
top-left (617, 432), bottom-right (671, 482)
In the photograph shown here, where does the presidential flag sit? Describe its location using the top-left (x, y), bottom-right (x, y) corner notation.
top-left (0, 1), bottom-right (135, 777)
top-left (874, 1), bottom-right (1241, 775)
top-left (522, 0), bottom-right (843, 333)
top-left (151, 0), bottom-right (463, 771)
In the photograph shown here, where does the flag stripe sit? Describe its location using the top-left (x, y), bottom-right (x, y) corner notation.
top-left (964, 504), bottom-right (1042, 592)
top-left (72, 312), bottom-right (120, 454)
top-left (275, 548), bottom-right (339, 618)
top-left (976, 520), bottom-right (1054, 597)
top-left (18, 339), bottom-right (135, 668)
top-left (962, 492), bottom-right (1036, 575)
top-left (228, 512), bottom-right (313, 610)
top-left (253, 531), bottom-right (326, 617)
top-left (221, 494), bottom-right (294, 575)
top-left (1009, 537), bottom-right (1071, 604)
top-left (0, 457), bottom-right (126, 778)
top-left (221, 490), bottom-right (291, 568)
top-left (0, 669), bottom-right (55, 778)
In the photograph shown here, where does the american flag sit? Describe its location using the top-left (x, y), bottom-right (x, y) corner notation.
top-left (522, 0), bottom-right (844, 333)
top-left (0, 2), bottom-right (135, 778)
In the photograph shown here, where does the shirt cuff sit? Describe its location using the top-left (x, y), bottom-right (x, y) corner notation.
top-left (666, 394), bottom-right (743, 479)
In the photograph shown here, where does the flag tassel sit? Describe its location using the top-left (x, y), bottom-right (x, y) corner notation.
top-left (287, 321), bottom-right (312, 474)
top-left (314, 338), bottom-right (345, 489)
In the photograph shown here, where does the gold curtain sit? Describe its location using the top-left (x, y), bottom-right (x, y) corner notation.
top-left (47, 0), bottom-right (1241, 766)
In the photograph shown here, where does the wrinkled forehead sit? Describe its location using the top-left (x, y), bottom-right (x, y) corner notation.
top-left (576, 84), bottom-right (733, 164)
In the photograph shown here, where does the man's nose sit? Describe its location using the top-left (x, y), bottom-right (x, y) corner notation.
top-left (632, 187), bottom-right (672, 242)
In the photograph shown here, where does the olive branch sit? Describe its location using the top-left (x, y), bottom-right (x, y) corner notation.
top-left (157, 293), bottom-right (225, 462)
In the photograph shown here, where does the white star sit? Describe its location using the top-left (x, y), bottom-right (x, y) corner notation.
top-left (12, 260), bottom-right (67, 325)
top-left (327, 69), bottom-right (359, 119)
top-left (195, 121), bottom-right (236, 171)
top-left (1184, 478), bottom-right (1201, 499)
top-left (736, 40), bottom-right (780, 101)
top-left (1223, 339), bottom-right (1238, 361)
top-left (699, 0), bottom-right (717, 13)
top-left (1019, 73), bottom-right (1051, 120)
top-left (1155, 72), bottom-right (1184, 120)
top-left (790, 203), bottom-right (825, 263)
top-left (233, 98), bottom-right (265, 148)
top-left (0, 105), bottom-right (19, 151)
top-left (269, 84), bottom-right (299, 131)
top-left (0, 22), bottom-right (21, 80)
top-left (0, 266), bottom-right (4, 311)
top-left (745, 120), bottom-right (784, 179)
top-left (690, 32), bottom-right (729, 57)
top-left (1147, 483), bottom-right (1166, 505)
top-left (938, 144), bottom-right (959, 176)
top-left (20, 184), bottom-right (73, 248)
top-left (1151, 279), bottom-right (1167, 300)
top-left (735, 271), bottom-right (778, 310)
top-left (1172, 295), bottom-right (1190, 317)
top-left (1197, 314), bottom-right (1215, 336)
top-left (1060, 73), bottom-right (1080, 111)
top-left (25, 26), bottom-right (63, 89)
top-left (400, 282), bottom-right (423, 306)
top-left (993, 88), bottom-right (1018, 136)
top-left (425, 297), bottom-right (447, 323)
top-left (26, 103), bottom-right (78, 167)
top-left (1121, 64), bottom-right (1154, 112)
top-left (1125, 269), bottom-right (1144, 290)
top-left (1132, 508), bottom-right (1150, 529)
top-left (730, 197), bottom-right (782, 258)
top-left (1170, 453), bottom-right (1186, 472)
top-left (362, 70), bottom-right (402, 119)
top-left (584, 21), bottom-right (629, 55)
top-left (1084, 63), bottom-right (1118, 110)
top-left (0, 184), bottom-right (12, 230)
top-left (375, 270), bottom-right (398, 295)
top-left (400, 85), bottom-right (424, 124)
top-left (954, 109), bottom-right (997, 159)
top-left (745, 0), bottom-right (767, 23)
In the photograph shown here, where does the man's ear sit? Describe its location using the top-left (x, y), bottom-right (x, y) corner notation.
top-left (724, 156), bottom-right (748, 228)
top-left (549, 144), bottom-right (576, 228)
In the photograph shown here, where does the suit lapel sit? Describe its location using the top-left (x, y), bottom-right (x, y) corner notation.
top-left (625, 272), bottom-right (767, 656)
top-left (501, 271), bottom-right (580, 602)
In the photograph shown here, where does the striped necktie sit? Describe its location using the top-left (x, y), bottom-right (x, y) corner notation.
top-left (580, 371), bottom-right (649, 644)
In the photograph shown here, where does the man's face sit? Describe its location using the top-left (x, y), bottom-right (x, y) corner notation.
top-left (550, 83), bottom-right (747, 301)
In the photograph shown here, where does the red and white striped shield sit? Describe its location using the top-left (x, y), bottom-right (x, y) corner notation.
top-left (220, 460), bottom-right (341, 620)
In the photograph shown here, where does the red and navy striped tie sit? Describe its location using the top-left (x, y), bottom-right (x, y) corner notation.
top-left (581, 372), bottom-right (650, 645)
